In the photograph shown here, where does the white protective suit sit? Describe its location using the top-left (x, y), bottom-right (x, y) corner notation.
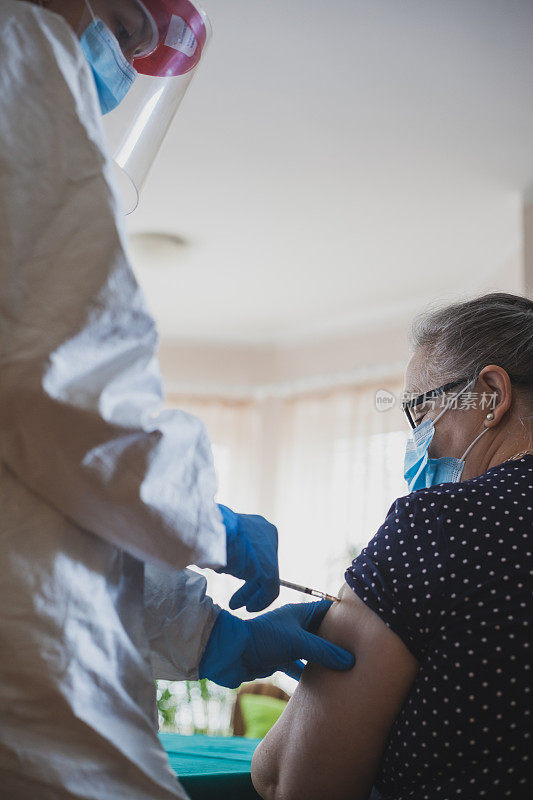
top-left (0, 2), bottom-right (227, 798)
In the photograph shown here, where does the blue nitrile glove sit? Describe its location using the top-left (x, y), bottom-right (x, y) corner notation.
top-left (216, 504), bottom-right (279, 612)
top-left (199, 599), bottom-right (355, 689)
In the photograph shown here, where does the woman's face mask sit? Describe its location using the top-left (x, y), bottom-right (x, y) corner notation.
top-left (403, 377), bottom-right (489, 492)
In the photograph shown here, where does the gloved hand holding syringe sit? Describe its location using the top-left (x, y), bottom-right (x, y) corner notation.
top-left (204, 504), bottom-right (352, 687)
top-left (216, 503), bottom-right (341, 608)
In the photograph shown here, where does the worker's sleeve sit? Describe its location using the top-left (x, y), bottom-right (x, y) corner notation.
top-left (144, 566), bottom-right (220, 681)
top-left (0, 6), bottom-right (226, 571)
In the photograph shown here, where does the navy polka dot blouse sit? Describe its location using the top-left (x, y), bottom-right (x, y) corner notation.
top-left (345, 455), bottom-right (533, 800)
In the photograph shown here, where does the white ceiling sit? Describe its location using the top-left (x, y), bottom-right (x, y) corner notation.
top-left (126, 0), bottom-right (533, 345)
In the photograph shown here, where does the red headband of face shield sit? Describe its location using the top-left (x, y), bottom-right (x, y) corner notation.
top-left (134, 0), bottom-right (207, 77)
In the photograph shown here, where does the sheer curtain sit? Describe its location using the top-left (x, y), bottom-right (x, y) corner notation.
top-left (275, 379), bottom-right (407, 597)
top-left (167, 375), bottom-right (408, 606)
top-left (168, 396), bottom-right (264, 511)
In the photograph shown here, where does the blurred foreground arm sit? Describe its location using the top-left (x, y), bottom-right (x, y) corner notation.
top-left (144, 566), bottom-right (219, 681)
top-left (251, 583), bottom-right (419, 800)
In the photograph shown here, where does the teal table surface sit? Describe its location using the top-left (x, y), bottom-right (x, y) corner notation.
top-left (159, 733), bottom-right (262, 800)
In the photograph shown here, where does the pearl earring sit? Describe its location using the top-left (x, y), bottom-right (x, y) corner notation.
top-left (486, 412), bottom-right (494, 421)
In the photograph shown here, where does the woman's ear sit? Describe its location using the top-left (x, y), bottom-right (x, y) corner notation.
top-left (477, 365), bottom-right (513, 427)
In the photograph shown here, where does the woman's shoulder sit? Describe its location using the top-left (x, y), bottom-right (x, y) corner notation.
top-left (345, 455), bottom-right (532, 661)
top-left (389, 454), bottom-right (533, 521)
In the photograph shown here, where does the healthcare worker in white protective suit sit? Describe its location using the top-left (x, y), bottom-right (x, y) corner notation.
top-left (0, 1), bottom-right (355, 798)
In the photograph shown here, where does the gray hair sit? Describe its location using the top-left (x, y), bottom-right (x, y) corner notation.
top-left (409, 292), bottom-right (533, 411)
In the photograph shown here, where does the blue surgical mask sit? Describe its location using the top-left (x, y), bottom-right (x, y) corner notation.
top-left (80, 13), bottom-right (137, 115)
top-left (403, 377), bottom-right (489, 492)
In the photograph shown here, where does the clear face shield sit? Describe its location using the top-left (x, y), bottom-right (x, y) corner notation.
top-left (80, 0), bottom-right (212, 213)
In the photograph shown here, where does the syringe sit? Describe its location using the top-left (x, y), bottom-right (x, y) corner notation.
top-left (280, 578), bottom-right (340, 603)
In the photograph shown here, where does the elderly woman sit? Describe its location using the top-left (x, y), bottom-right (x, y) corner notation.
top-left (252, 292), bottom-right (533, 800)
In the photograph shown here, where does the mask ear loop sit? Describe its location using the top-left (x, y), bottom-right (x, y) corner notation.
top-left (84, 0), bottom-right (97, 23)
top-left (460, 425), bottom-right (490, 461)
top-left (76, 0), bottom-right (96, 38)
top-left (432, 376), bottom-right (477, 426)
top-left (457, 373), bottom-right (491, 461)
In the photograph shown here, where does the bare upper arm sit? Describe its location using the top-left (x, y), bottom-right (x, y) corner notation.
top-left (251, 583), bottom-right (419, 800)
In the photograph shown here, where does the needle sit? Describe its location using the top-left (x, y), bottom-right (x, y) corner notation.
top-left (280, 578), bottom-right (340, 603)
